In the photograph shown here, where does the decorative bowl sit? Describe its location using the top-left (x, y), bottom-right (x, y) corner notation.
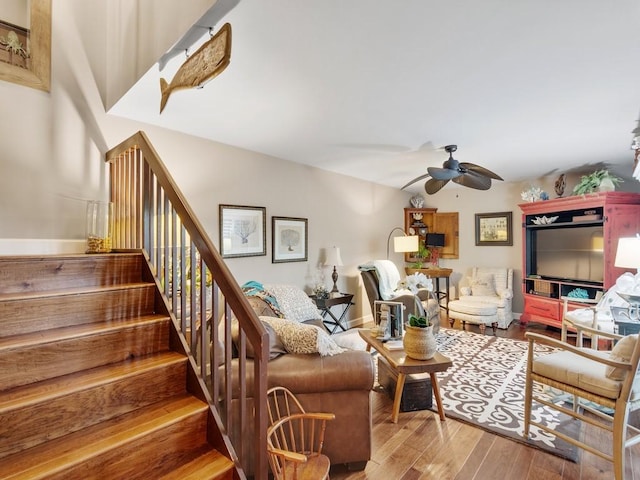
top-left (531, 215), bottom-right (559, 225)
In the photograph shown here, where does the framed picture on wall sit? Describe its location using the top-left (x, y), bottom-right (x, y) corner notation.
top-left (219, 204), bottom-right (266, 258)
top-left (475, 211), bottom-right (513, 246)
top-left (272, 216), bottom-right (308, 263)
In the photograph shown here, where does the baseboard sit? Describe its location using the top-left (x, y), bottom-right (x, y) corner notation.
top-left (0, 239), bottom-right (85, 255)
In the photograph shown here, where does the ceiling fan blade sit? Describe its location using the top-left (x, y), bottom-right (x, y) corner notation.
top-left (453, 172), bottom-right (492, 190)
top-left (401, 173), bottom-right (430, 190)
top-left (425, 178), bottom-right (450, 194)
top-left (459, 162), bottom-right (504, 181)
top-left (427, 166), bottom-right (461, 180)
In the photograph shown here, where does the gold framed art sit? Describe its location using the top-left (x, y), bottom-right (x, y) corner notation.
top-left (0, 0), bottom-right (51, 92)
top-left (475, 211), bottom-right (513, 246)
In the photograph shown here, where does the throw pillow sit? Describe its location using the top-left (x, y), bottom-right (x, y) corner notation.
top-left (606, 334), bottom-right (638, 380)
top-left (264, 284), bottom-right (323, 322)
top-left (470, 274), bottom-right (497, 297)
top-left (231, 319), bottom-right (287, 361)
top-left (259, 316), bottom-right (345, 356)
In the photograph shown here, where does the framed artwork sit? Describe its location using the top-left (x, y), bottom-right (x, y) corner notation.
top-left (475, 211), bottom-right (513, 246)
top-left (219, 204), bottom-right (266, 258)
top-left (272, 216), bottom-right (308, 263)
top-left (0, 0), bottom-right (51, 92)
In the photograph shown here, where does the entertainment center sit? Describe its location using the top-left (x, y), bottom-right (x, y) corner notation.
top-left (519, 192), bottom-right (640, 328)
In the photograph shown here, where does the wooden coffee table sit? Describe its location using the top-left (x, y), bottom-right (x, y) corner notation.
top-left (358, 329), bottom-right (452, 423)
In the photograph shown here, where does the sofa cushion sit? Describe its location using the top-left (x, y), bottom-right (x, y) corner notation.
top-left (459, 295), bottom-right (508, 308)
top-left (606, 334), bottom-right (638, 380)
top-left (231, 319), bottom-right (287, 360)
top-left (260, 316), bottom-right (344, 356)
top-left (267, 350), bottom-right (375, 394)
top-left (533, 348), bottom-right (621, 399)
top-left (264, 284), bottom-right (323, 322)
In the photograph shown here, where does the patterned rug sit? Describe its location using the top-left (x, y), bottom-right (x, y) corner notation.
top-left (333, 327), bottom-right (580, 461)
top-left (432, 328), bottom-right (580, 462)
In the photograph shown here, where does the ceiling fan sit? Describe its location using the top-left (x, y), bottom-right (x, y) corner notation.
top-left (401, 145), bottom-right (503, 194)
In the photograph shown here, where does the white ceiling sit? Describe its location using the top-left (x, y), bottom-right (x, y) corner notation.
top-left (110, 0), bottom-right (640, 194)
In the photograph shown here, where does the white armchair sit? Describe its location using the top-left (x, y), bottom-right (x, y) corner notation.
top-left (458, 267), bottom-right (514, 329)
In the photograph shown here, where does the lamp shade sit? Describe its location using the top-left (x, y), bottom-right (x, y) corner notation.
top-left (324, 246), bottom-right (344, 267)
top-left (394, 235), bottom-right (419, 253)
top-left (614, 236), bottom-right (640, 269)
top-left (426, 233), bottom-right (445, 247)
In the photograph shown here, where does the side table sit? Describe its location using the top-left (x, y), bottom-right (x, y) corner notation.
top-left (406, 267), bottom-right (453, 315)
top-left (311, 293), bottom-right (354, 334)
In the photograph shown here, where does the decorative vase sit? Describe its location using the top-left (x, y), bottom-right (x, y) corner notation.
top-left (85, 200), bottom-right (113, 253)
top-left (403, 324), bottom-right (437, 360)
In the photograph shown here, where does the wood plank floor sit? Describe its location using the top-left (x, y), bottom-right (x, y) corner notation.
top-left (330, 318), bottom-right (640, 480)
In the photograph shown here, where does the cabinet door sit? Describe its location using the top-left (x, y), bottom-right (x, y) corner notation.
top-left (404, 208), bottom-right (437, 263)
top-left (435, 212), bottom-right (459, 259)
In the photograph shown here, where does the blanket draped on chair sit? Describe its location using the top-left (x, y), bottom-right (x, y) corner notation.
top-left (358, 260), bottom-right (403, 301)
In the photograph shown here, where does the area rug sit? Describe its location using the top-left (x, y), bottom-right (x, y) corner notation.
top-left (431, 328), bottom-right (580, 462)
top-left (334, 327), bottom-right (581, 461)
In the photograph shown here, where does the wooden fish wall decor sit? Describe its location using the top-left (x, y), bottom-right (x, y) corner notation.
top-left (160, 23), bottom-right (232, 113)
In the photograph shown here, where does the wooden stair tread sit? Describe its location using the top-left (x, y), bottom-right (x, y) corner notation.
top-left (0, 395), bottom-right (209, 479)
top-left (158, 449), bottom-right (235, 480)
top-left (0, 282), bottom-right (155, 302)
top-left (0, 351), bottom-right (186, 410)
top-left (0, 252), bottom-right (140, 262)
top-left (0, 251), bottom-right (240, 478)
top-left (0, 314), bottom-right (169, 349)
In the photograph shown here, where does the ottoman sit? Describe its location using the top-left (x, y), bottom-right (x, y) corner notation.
top-left (448, 299), bottom-right (498, 335)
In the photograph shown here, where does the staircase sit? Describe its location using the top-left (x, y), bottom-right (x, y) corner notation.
top-left (0, 252), bottom-right (237, 479)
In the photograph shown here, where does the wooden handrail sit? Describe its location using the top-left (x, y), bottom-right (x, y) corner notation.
top-left (106, 131), bottom-right (269, 479)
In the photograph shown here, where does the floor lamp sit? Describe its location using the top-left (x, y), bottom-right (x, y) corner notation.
top-left (386, 227), bottom-right (419, 259)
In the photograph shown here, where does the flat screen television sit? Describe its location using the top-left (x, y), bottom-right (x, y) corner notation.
top-left (532, 225), bottom-right (604, 284)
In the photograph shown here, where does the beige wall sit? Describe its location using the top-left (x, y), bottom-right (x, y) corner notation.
top-left (1, 1), bottom-right (639, 323)
top-left (0, 0), bottom-right (412, 325)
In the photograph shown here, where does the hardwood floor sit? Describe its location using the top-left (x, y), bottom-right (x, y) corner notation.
top-left (329, 318), bottom-right (640, 480)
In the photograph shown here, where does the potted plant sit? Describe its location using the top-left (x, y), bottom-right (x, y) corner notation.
top-left (572, 170), bottom-right (622, 195)
top-left (405, 243), bottom-right (430, 273)
top-left (403, 313), bottom-right (437, 360)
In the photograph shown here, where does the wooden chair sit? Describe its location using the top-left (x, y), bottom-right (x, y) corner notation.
top-left (267, 386), bottom-right (306, 426)
top-left (266, 387), bottom-right (335, 479)
top-left (560, 296), bottom-right (620, 350)
top-left (524, 327), bottom-right (640, 479)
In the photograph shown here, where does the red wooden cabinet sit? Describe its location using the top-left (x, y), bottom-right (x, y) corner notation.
top-left (519, 192), bottom-right (640, 328)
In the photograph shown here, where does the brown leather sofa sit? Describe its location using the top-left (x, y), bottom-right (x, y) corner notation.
top-left (230, 296), bottom-right (375, 475)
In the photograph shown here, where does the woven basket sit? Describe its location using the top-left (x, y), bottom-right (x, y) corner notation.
top-left (533, 280), bottom-right (552, 295)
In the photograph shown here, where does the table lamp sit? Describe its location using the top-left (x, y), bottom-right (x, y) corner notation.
top-left (614, 235), bottom-right (640, 274)
top-left (324, 246), bottom-right (344, 294)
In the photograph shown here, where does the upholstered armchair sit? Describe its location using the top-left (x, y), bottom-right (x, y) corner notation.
top-left (359, 260), bottom-right (440, 333)
top-left (457, 267), bottom-right (514, 329)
